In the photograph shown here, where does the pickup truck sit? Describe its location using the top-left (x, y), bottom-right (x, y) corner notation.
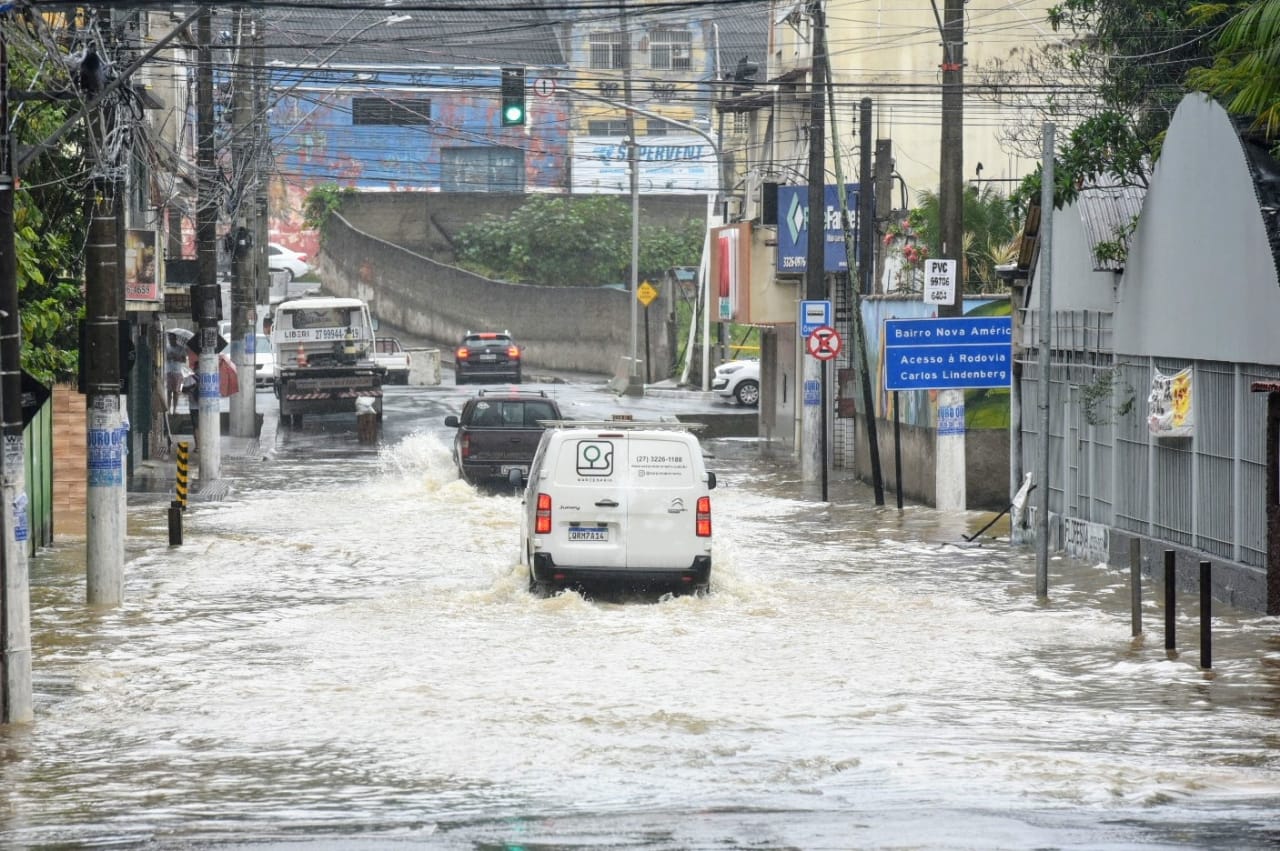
top-left (444, 389), bottom-right (562, 485)
top-left (373, 337), bottom-right (411, 385)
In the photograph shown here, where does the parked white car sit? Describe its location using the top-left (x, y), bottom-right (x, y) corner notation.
top-left (268, 243), bottom-right (310, 282)
top-left (515, 420), bottom-right (716, 596)
top-left (254, 334), bottom-right (275, 387)
top-left (712, 359), bottom-right (761, 407)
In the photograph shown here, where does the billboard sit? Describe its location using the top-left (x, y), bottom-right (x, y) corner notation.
top-left (125, 229), bottom-right (159, 302)
top-left (775, 184), bottom-right (861, 274)
top-left (571, 135), bottom-right (716, 194)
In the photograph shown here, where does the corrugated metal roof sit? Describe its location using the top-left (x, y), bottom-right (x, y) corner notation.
top-left (1076, 178), bottom-right (1146, 272)
top-left (264, 2), bottom-right (566, 68)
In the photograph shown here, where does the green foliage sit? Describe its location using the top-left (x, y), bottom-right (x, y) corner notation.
top-left (1187, 0), bottom-right (1280, 150)
top-left (303, 183), bottom-right (354, 231)
top-left (10, 33), bottom-right (87, 384)
top-left (1030, 1), bottom-right (1215, 204)
top-left (454, 195), bottom-right (704, 286)
top-left (903, 185), bottom-right (1022, 292)
top-left (1080, 367), bottom-right (1136, 426)
top-left (1093, 216), bottom-right (1140, 265)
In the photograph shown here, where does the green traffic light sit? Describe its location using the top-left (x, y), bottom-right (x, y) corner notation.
top-left (503, 104), bottom-right (525, 125)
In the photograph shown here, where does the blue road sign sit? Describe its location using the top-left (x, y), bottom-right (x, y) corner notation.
top-left (883, 316), bottom-right (1012, 391)
top-left (800, 299), bottom-right (830, 337)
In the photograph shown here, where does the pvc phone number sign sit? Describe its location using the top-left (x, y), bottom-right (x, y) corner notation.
top-left (923, 259), bottom-right (956, 305)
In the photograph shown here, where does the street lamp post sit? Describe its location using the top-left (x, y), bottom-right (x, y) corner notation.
top-left (568, 88), bottom-right (724, 391)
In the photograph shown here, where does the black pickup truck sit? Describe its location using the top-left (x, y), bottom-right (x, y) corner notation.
top-left (444, 389), bottom-right (563, 485)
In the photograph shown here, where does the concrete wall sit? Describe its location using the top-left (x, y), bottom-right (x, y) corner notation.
top-left (320, 213), bottom-right (674, 377)
top-left (53, 385), bottom-right (87, 537)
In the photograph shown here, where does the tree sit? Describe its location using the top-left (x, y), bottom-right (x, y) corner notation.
top-left (976, 1), bottom-right (1217, 208)
top-left (454, 195), bottom-right (704, 286)
top-left (898, 185), bottom-right (1022, 292)
top-left (9, 21), bottom-right (88, 384)
top-left (1187, 0), bottom-right (1280, 151)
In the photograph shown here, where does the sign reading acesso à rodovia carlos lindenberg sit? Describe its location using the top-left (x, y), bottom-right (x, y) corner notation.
top-left (883, 316), bottom-right (1012, 391)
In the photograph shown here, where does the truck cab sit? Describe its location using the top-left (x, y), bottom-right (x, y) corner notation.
top-left (271, 297), bottom-right (384, 426)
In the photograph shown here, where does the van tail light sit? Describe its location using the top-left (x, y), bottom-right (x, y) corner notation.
top-left (460, 433), bottom-right (471, 460)
top-left (508, 346), bottom-right (521, 360)
top-left (696, 496), bottom-right (711, 537)
top-left (535, 492), bottom-right (552, 534)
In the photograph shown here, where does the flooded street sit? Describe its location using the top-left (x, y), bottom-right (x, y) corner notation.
top-left (4, 382), bottom-right (1280, 849)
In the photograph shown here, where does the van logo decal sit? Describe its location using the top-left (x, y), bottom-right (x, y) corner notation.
top-left (576, 440), bottom-right (614, 476)
top-left (668, 497), bottom-right (686, 514)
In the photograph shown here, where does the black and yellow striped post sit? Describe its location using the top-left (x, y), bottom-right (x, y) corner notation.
top-left (169, 440), bottom-right (189, 546)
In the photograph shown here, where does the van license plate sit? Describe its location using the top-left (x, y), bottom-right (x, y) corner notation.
top-left (568, 527), bottom-right (608, 542)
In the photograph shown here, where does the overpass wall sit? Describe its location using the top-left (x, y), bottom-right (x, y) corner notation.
top-left (319, 213), bottom-right (672, 376)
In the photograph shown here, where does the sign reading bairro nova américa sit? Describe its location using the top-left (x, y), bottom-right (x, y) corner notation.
top-left (883, 316), bottom-right (1012, 391)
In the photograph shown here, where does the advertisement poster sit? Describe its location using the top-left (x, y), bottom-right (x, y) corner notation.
top-left (125, 229), bottom-right (159, 301)
top-left (1148, 367), bottom-right (1193, 437)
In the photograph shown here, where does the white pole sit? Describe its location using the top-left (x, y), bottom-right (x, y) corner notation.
top-left (1036, 122), bottom-right (1055, 600)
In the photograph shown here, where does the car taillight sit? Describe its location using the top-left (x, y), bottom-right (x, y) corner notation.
top-left (460, 433), bottom-right (470, 459)
top-left (696, 496), bottom-right (711, 537)
top-left (456, 347), bottom-right (469, 360)
top-left (508, 346), bottom-right (520, 360)
top-left (535, 493), bottom-right (552, 534)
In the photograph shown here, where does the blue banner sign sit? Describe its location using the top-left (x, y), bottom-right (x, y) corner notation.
top-left (883, 316), bottom-right (1012, 391)
top-left (775, 184), bottom-right (861, 274)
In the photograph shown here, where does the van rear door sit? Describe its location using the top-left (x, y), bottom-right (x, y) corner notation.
top-left (623, 435), bottom-right (700, 569)
top-left (543, 433), bottom-right (628, 569)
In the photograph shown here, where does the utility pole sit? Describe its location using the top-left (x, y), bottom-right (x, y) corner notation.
top-left (935, 0), bottom-right (966, 511)
top-left (253, 13), bottom-right (268, 316)
top-left (196, 9), bottom-right (221, 479)
top-left (0, 20), bottom-right (33, 723)
top-left (85, 9), bottom-right (125, 606)
top-left (802, 0), bottom-right (827, 486)
top-left (621, 8), bottom-right (643, 396)
top-left (229, 9), bottom-right (256, 438)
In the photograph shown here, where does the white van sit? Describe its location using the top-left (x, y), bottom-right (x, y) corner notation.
top-left (517, 420), bottom-right (717, 595)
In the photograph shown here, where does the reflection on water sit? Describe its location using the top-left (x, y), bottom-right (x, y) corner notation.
top-left (4, 429), bottom-right (1280, 850)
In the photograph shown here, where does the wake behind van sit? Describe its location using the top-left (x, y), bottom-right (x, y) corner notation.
top-left (517, 421), bottom-right (716, 595)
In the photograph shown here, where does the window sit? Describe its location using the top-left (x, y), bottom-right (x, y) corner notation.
top-left (588, 119), bottom-right (628, 137)
top-left (647, 119), bottom-right (680, 137)
top-left (649, 28), bottom-right (691, 71)
top-left (442, 147), bottom-right (524, 192)
top-left (352, 97), bottom-right (432, 126)
top-left (590, 31), bottom-right (627, 70)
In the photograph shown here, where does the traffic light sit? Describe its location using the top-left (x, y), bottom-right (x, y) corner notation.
top-left (500, 67), bottom-right (526, 126)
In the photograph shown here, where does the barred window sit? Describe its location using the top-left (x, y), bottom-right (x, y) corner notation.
top-left (590, 31), bottom-right (627, 70)
top-left (352, 97), bottom-right (432, 126)
top-left (649, 28), bottom-right (691, 71)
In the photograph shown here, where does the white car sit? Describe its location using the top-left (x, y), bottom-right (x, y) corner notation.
top-left (268, 243), bottom-right (310, 282)
top-left (712, 359), bottom-right (761, 407)
top-left (254, 334), bottom-right (275, 387)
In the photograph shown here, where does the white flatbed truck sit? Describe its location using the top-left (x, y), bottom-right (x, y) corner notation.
top-left (271, 296), bottom-right (385, 427)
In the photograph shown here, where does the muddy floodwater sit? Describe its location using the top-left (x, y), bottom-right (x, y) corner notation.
top-left (4, 418), bottom-right (1280, 850)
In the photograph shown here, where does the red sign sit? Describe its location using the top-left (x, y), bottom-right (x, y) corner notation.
top-left (806, 325), bottom-right (841, 360)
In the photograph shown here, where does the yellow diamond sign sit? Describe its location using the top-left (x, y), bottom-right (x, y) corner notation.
top-left (637, 280), bottom-right (658, 307)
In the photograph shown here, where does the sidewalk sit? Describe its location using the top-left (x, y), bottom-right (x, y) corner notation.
top-left (130, 401), bottom-right (278, 502)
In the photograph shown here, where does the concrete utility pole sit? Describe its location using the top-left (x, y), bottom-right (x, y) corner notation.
top-left (84, 10), bottom-right (125, 606)
top-left (196, 9), bottom-right (221, 479)
top-left (935, 0), bottom-right (966, 511)
top-left (1036, 123), bottom-right (1055, 601)
top-left (801, 0), bottom-right (827, 485)
top-left (0, 22), bottom-right (33, 723)
top-left (620, 7), bottom-right (643, 396)
top-left (253, 14), bottom-right (268, 315)
top-left (229, 9), bottom-right (256, 438)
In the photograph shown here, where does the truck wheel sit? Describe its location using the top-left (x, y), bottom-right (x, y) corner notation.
top-left (292, 414), bottom-right (303, 428)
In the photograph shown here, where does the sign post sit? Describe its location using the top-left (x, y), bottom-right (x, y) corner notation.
top-left (637, 280), bottom-right (657, 384)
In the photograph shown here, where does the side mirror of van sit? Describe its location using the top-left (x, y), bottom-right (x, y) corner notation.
top-left (444, 415), bottom-right (460, 428)
top-left (706, 471), bottom-right (717, 490)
